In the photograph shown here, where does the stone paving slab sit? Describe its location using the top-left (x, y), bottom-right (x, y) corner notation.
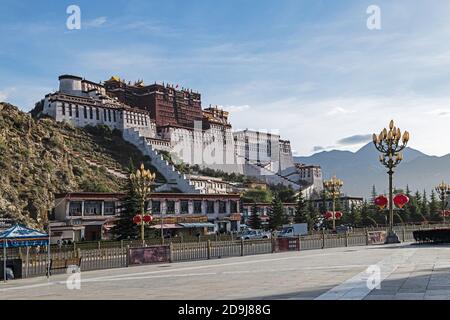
top-left (2, 243), bottom-right (450, 300)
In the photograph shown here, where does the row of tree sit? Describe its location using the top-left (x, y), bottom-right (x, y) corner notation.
top-left (247, 185), bottom-right (449, 231)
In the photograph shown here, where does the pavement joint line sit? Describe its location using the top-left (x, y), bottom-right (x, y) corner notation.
top-left (5, 248), bottom-right (354, 288)
top-left (0, 265), bottom-right (370, 292)
top-left (0, 244), bottom-right (411, 297)
top-left (315, 248), bottom-right (418, 300)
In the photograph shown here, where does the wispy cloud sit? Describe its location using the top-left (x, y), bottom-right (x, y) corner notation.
top-left (84, 17), bottom-right (108, 28)
top-left (337, 134), bottom-right (372, 146)
top-left (224, 105), bottom-right (251, 112)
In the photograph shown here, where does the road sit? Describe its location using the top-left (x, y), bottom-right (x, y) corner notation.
top-left (2, 243), bottom-right (450, 300)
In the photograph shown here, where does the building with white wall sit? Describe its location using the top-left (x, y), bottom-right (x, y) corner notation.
top-left (36, 75), bottom-right (323, 195)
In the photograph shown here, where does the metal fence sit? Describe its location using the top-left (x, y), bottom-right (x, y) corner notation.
top-left (0, 226), bottom-right (438, 280)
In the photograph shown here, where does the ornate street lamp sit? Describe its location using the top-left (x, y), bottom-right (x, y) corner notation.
top-left (323, 176), bottom-right (344, 230)
top-left (435, 181), bottom-right (450, 223)
top-left (373, 120), bottom-right (410, 243)
top-left (130, 164), bottom-right (156, 243)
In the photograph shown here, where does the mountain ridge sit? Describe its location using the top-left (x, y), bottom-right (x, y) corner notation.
top-left (294, 143), bottom-right (450, 198)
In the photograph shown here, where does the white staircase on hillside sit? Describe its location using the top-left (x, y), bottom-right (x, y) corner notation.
top-left (122, 128), bottom-right (201, 193)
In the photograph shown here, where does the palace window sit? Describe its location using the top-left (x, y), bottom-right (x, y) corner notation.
top-left (104, 109), bottom-right (107, 121)
top-left (166, 200), bottom-right (175, 214)
top-left (194, 200), bottom-right (202, 214)
top-left (180, 200), bottom-right (189, 214)
top-left (108, 109), bottom-right (111, 122)
top-left (219, 201), bottom-right (227, 214)
top-left (206, 201), bottom-right (215, 214)
top-left (230, 201), bottom-right (238, 213)
top-left (68, 201), bottom-right (82, 217)
top-left (69, 104), bottom-right (72, 117)
top-left (96, 108), bottom-right (99, 120)
top-left (104, 201), bottom-right (116, 215)
top-left (75, 105), bottom-right (79, 118)
top-left (83, 106), bottom-right (87, 119)
top-left (84, 201), bottom-right (102, 216)
top-left (61, 103), bottom-right (65, 116)
top-left (113, 110), bottom-right (116, 122)
top-left (89, 107), bottom-right (93, 119)
top-left (152, 201), bottom-right (161, 214)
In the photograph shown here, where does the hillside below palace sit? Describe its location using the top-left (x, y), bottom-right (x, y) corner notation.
top-left (34, 75), bottom-right (323, 195)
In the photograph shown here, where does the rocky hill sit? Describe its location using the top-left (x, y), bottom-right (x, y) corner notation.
top-left (0, 103), bottom-right (159, 229)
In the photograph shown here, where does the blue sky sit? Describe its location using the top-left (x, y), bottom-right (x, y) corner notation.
top-left (2, 0), bottom-right (450, 156)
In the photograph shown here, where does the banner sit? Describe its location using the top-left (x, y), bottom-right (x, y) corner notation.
top-left (367, 231), bottom-right (387, 245)
top-left (128, 245), bottom-right (171, 265)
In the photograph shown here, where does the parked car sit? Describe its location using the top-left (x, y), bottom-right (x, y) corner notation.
top-left (335, 225), bottom-right (353, 234)
top-left (278, 223), bottom-right (308, 238)
top-left (237, 229), bottom-right (271, 240)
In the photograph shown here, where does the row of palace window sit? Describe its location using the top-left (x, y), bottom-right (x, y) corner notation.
top-left (124, 113), bottom-right (148, 126)
top-left (68, 200), bottom-right (238, 217)
top-left (60, 103), bottom-right (117, 123)
top-left (69, 201), bottom-right (116, 216)
top-left (150, 200), bottom-right (238, 215)
top-left (242, 207), bottom-right (296, 217)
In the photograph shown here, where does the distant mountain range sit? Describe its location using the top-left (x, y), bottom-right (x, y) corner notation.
top-left (294, 143), bottom-right (450, 199)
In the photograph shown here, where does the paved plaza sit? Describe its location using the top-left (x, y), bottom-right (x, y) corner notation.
top-left (2, 243), bottom-right (450, 300)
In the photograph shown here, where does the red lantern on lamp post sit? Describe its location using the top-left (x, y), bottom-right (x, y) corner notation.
top-left (133, 215), bottom-right (142, 225)
top-left (324, 211), bottom-right (343, 229)
top-left (393, 194), bottom-right (409, 209)
top-left (374, 195), bottom-right (388, 210)
top-left (143, 214), bottom-right (153, 224)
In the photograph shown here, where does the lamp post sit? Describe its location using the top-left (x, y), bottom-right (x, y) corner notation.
top-left (373, 120), bottom-right (410, 244)
top-left (435, 181), bottom-right (450, 223)
top-left (130, 164), bottom-right (156, 243)
top-left (323, 176), bottom-right (344, 230)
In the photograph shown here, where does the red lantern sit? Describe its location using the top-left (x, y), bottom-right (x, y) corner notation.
top-left (441, 210), bottom-right (450, 217)
top-left (133, 215), bottom-right (142, 224)
top-left (374, 195), bottom-right (388, 209)
top-left (393, 194), bottom-right (409, 209)
top-left (335, 211), bottom-right (343, 220)
top-left (143, 214), bottom-right (153, 223)
top-left (324, 211), bottom-right (333, 220)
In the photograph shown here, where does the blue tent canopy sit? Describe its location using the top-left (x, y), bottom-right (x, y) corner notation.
top-left (0, 224), bottom-right (49, 248)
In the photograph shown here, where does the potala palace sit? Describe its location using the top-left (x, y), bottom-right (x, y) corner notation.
top-left (34, 75), bottom-right (323, 196)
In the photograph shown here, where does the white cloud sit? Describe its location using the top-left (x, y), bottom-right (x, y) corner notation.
top-left (223, 105), bottom-right (251, 112)
top-left (326, 107), bottom-right (355, 116)
top-left (84, 17), bottom-right (107, 28)
top-left (0, 90), bottom-right (8, 101)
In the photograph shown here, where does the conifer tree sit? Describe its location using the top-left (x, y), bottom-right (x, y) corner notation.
top-left (268, 196), bottom-right (284, 230)
top-left (307, 200), bottom-right (320, 230)
top-left (294, 191), bottom-right (309, 225)
top-left (248, 202), bottom-right (262, 230)
top-left (429, 189), bottom-right (440, 222)
top-left (421, 190), bottom-right (429, 221)
top-left (111, 162), bottom-right (141, 240)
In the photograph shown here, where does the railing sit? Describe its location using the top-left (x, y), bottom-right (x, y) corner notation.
top-left (0, 225), bottom-right (442, 281)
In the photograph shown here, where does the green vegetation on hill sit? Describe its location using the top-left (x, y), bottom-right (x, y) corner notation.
top-left (0, 103), bottom-right (160, 229)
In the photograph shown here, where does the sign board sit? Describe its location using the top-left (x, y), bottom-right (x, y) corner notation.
top-left (0, 218), bottom-right (13, 229)
top-left (152, 215), bottom-right (208, 224)
top-left (276, 238), bottom-right (300, 252)
top-left (128, 245), bottom-right (171, 265)
top-left (367, 231), bottom-right (387, 245)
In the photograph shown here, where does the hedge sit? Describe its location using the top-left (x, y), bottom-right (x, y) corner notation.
top-left (413, 229), bottom-right (450, 243)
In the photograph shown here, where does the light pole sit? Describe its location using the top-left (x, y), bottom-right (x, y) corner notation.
top-left (373, 120), bottom-right (410, 244)
top-left (323, 176), bottom-right (343, 230)
top-left (130, 164), bottom-right (156, 243)
top-left (435, 181), bottom-right (449, 223)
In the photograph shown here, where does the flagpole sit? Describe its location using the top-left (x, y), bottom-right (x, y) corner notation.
top-left (47, 223), bottom-right (51, 279)
top-left (3, 239), bottom-right (6, 283)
